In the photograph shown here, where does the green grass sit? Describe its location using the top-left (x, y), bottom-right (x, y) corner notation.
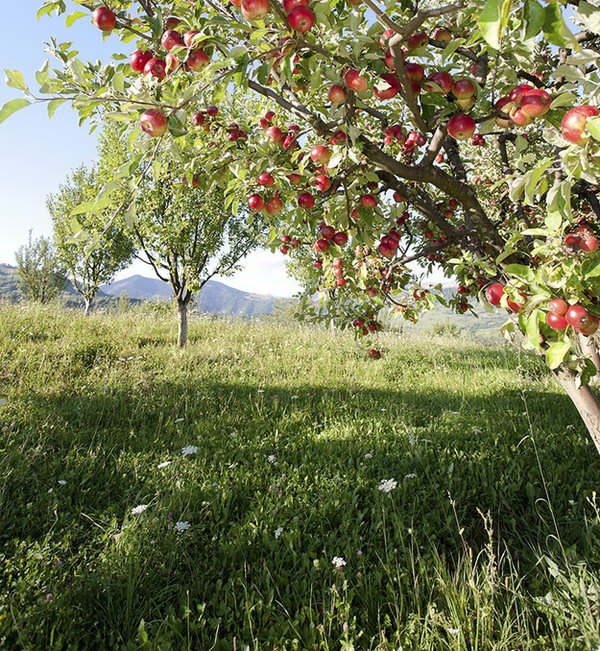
top-left (0, 303), bottom-right (598, 649)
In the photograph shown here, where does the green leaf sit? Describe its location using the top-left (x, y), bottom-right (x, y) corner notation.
top-left (47, 98), bottom-right (66, 118)
top-left (478, 0), bottom-right (512, 49)
top-left (0, 98), bottom-right (30, 124)
top-left (543, 3), bottom-right (577, 48)
top-left (525, 309), bottom-right (542, 351)
top-left (4, 69), bottom-right (28, 91)
top-left (576, 1), bottom-right (600, 34)
top-left (523, 0), bottom-right (545, 40)
top-left (505, 263), bottom-right (535, 281)
top-left (35, 60), bottom-right (50, 86)
top-left (586, 116), bottom-right (600, 141)
top-left (66, 11), bottom-right (87, 27)
top-left (582, 254), bottom-right (600, 278)
top-left (545, 341), bottom-right (571, 370)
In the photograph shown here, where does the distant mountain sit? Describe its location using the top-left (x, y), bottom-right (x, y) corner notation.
top-left (102, 275), bottom-right (286, 317)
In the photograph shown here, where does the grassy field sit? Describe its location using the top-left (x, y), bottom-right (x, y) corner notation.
top-left (0, 303), bottom-right (598, 649)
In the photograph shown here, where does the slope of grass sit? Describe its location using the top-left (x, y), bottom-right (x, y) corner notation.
top-left (0, 303), bottom-right (598, 649)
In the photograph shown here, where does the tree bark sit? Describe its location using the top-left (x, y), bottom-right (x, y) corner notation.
top-left (579, 333), bottom-right (600, 375)
top-left (84, 297), bottom-right (92, 316)
top-left (177, 299), bottom-right (189, 348)
top-left (554, 366), bottom-right (600, 454)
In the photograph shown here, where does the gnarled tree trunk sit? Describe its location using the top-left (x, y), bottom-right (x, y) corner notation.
top-left (554, 366), bottom-right (600, 454)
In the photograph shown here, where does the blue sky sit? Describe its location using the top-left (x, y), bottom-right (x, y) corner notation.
top-left (0, 2), bottom-right (301, 296)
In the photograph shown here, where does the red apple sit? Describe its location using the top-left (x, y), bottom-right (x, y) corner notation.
top-left (548, 298), bottom-right (568, 315)
top-left (378, 28), bottom-right (395, 48)
top-left (165, 17), bottom-right (181, 29)
top-left (432, 27), bottom-right (452, 43)
top-left (509, 84), bottom-right (534, 104)
top-left (265, 126), bottom-right (283, 143)
top-left (183, 30), bottom-right (202, 48)
top-left (205, 105), bottom-right (219, 117)
top-left (374, 73), bottom-right (400, 100)
top-left (266, 196), bottom-right (283, 214)
top-left (140, 109), bottom-right (168, 137)
top-left (280, 245), bottom-right (289, 254)
top-left (407, 31), bottom-right (428, 50)
top-left (360, 194), bottom-right (377, 208)
top-left (187, 50), bottom-right (209, 71)
top-left (452, 78), bottom-right (476, 99)
top-left (314, 238), bottom-right (329, 252)
top-left (566, 305), bottom-right (599, 334)
top-left (258, 173), bottom-right (275, 187)
top-left (144, 57), bottom-right (167, 80)
top-left (519, 88), bottom-right (552, 118)
top-left (510, 108), bottom-right (533, 127)
top-left (344, 69), bottom-right (369, 93)
top-left (191, 112), bottom-right (205, 126)
top-left (310, 145), bottom-right (331, 164)
top-left (287, 173), bottom-right (302, 184)
top-left (131, 50), bottom-right (153, 73)
top-left (368, 349), bottom-right (382, 359)
top-left (333, 232), bottom-right (348, 246)
top-left (328, 84), bottom-right (347, 103)
top-left (485, 283), bottom-right (504, 306)
top-left (561, 105), bottom-right (600, 145)
top-left (336, 277), bottom-right (346, 287)
top-left (242, 0), bottom-right (269, 20)
top-left (546, 312), bottom-right (568, 331)
top-left (287, 6), bottom-right (315, 32)
top-left (576, 226), bottom-right (599, 252)
top-left (93, 7), bottom-right (116, 31)
top-left (423, 71), bottom-right (453, 94)
top-left (314, 174), bottom-right (331, 192)
top-left (283, 0), bottom-right (308, 10)
top-left (319, 225), bottom-right (335, 239)
top-left (248, 194), bottom-right (265, 211)
top-left (447, 114), bottom-right (476, 140)
top-left (298, 192), bottom-right (315, 209)
top-left (161, 30), bottom-right (183, 51)
top-left (404, 62), bottom-right (424, 81)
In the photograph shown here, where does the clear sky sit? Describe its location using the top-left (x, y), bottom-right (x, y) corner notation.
top-left (0, 2), bottom-right (301, 297)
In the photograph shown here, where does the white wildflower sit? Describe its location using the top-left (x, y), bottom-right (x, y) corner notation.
top-left (267, 455), bottom-right (276, 463)
top-left (332, 556), bottom-right (346, 569)
top-left (157, 461), bottom-right (172, 469)
top-left (131, 504), bottom-right (148, 515)
top-left (257, 389), bottom-right (265, 393)
top-left (230, 432), bottom-right (238, 438)
top-left (174, 521), bottom-right (191, 533)
top-left (274, 526), bottom-right (284, 538)
top-left (364, 453), bottom-right (373, 459)
top-left (174, 417), bottom-right (185, 423)
top-left (378, 478), bottom-right (398, 493)
top-left (404, 473), bottom-right (417, 479)
top-left (447, 628), bottom-right (460, 636)
top-left (57, 480), bottom-right (67, 486)
top-left (291, 395), bottom-right (300, 399)
top-left (181, 445), bottom-right (199, 456)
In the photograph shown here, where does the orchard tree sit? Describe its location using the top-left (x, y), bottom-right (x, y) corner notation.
top-left (48, 164), bottom-right (134, 315)
top-left (15, 232), bottom-right (67, 304)
top-left (3, 0), bottom-right (600, 448)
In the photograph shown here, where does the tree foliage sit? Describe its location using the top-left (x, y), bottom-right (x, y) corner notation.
top-left (15, 231), bottom-right (67, 304)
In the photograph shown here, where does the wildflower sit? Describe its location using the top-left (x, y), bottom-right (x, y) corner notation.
top-left (332, 556), bottom-right (346, 569)
top-left (157, 461), bottom-right (172, 469)
top-left (291, 395), bottom-right (299, 399)
top-left (378, 479), bottom-right (398, 493)
top-left (230, 432), bottom-right (238, 438)
top-left (131, 504), bottom-right (149, 515)
top-left (274, 526), bottom-right (284, 538)
top-left (364, 453), bottom-right (373, 459)
top-left (258, 389), bottom-right (265, 393)
top-left (404, 473), bottom-right (417, 479)
top-left (181, 445), bottom-right (198, 456)
top-left (45, 593), bottom-right (53, 600)
top-left (174, 521), bottom-right (191, 533)
top-left (267, 454), bottom-right (276, 463)
top-left (447, 628), bottom-right (460, 635)
top-left (174, 417), bottom-right (185, 423)
top-left (57, 480), bottom-right (67, 486)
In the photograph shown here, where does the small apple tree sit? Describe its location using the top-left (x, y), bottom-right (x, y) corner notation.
top-left (48, 163), bottom-right (135, 315)
top-left (3, 0), bottom-right (600, 448)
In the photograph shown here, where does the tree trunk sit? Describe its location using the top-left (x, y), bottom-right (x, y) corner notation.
top-left (177, 299), bottom-right (189, 348)
top-left (579, 333), bottom-right (600, 375)
top-left (84, 298), bottom-right (92, 316)
top-left (554, 366), bottom-right (600, 454)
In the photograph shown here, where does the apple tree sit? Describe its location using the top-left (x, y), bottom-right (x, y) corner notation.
top-left (3, 0), bottom-right (600, 448)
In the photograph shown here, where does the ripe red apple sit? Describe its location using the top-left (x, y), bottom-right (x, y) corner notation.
top-left (452, 78), bottom-right (476, 99)
top-left (507, 292), bottom-right (526, 312)
top-left (494, 96), bottom-right (513, 128)
top-left (265, 126), bottom-right (283, 143)
top-left (485, 283), bottom-right (504, 306)
top-left (319, 225), bottom-right (335, 239)
top-left (328, 84), bottom-right (347, 104)
top-left (360, 194), bottom-right (377, 208)
top-left (283, 0), bottom-right (308, 10)
top-left (314, 174), bottom-right (332, 192)
top-left (165, 17), bottom-right (181, 29)
top-left (144, 57), bottom-right (167, 80)
top-left (423, 71), bottom-right (453, 94)
top-left (93, 6), bottom-right (116, 31)
top-left (161, 30), bottom-right (182, 51)
top-left (205, 105), bottom-right (219, 117)
top-left (298, 192), bottom-right (315, 209)
top-left (257, 173), bottom-right (275, 187)
top-left (447, 114), bottom-right (476, 140)
top-left (330, 130), bottom-right (347, 145)
top-left (187, 50), bottom-right (209, 71)
top-left (140, 109), bottom-right (168, 137)
top-left (510, 108), bottom-right (533, 127)
top-left (248, 194), bottom-right (265, 211)
top-left (131, 50), bottom-right (153, 73)
top-left (242, 0), bottom-right (269, 20)
top-left (576, 226), bottom-right (599, 252)
top-left (509, 84), bottom-right (534, 104)
top-left (314, 238), bottom-right (329, 252)
top-left (368, 349), bottom-right (382, 359)
top-left (281, 235), bottom-right (291, 243)
top-left (431, 27), bottom-right (452, 43)
top-left (266, 196), bottom-right (283, 214)
top-left (382, 50), bottom-right (396, 70)
top-left (407, 31), bottom-right (428, 50)
top-left (344, 69), bottom-right (369, 93)
top-left (280, 245), bottom-right (289, 255)
top-left (519, 88), bottom-right (551, 118)
top-left (566, 305), bottom-right (599, 334)
top-left (191, 112), bottom-right (205, 126)
top-left (333, 231), bottom-right (348, 246)
top-left (404, 62), bottom-right (424, 81)
top-left (548, 298), bottom-right (568, 315)
top-left (546, 312), bottom-right (568, 331)
top-left (183, 30), bottom-right (202, 48)
top-left (335, 277), bottom-right (346, 287)
top-left (287, 6), bottom-right (315, 32)
top-left (561, 105), bottom-right (600, 145)
top-left (378, 28), bottom-right (395, 48)
top-left (310, 145), bottom-right (331, 164)
top-left (374, 73), bottom-right (400, 100)
top-left (287, 173), bottom-right (302, 184)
